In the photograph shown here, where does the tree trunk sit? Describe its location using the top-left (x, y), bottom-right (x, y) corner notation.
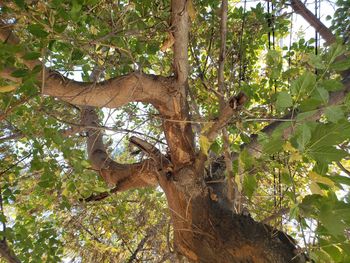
top-left (159, 165), bottom-right (306, 263)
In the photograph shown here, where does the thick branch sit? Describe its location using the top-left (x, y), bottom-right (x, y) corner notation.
top-left (129, 136), bottom-right (171, 166)
top-left (1, 17), bottom-right (195, 168)
top-left (0, 240), bottom-right (21, 263)
top-left (158, 0), bottom-right (196, 167)
top-left (218, 0), bottom-right (228, 99)
top-left (44, 71), bottom-right (175, 116)
top-left (291, 0), bottom-right (336, 44)
top-left (171, 0), bottom-right (189, 84)
top-left (0, 19), bottom-right (176, 117)
top-left (217, 0), bottom-right (236, 205)
top-left (242, 75), bottom-right (350, 159)
top-left (81, 107), bottom-right (158, 191)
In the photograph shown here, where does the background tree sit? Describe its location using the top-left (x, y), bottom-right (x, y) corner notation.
top-left (0, 0), bottom-right (350, 262)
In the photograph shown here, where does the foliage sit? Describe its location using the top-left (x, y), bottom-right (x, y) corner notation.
top-left (0, 0), bottom-right (350, 262)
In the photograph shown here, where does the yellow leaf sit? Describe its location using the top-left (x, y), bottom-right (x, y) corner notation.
top-left (0, 85), bottom-right (16, 93)
top-left (309, 171), bottom-right (335, 188)
top-left (97, 58), bottom-right (104, 66)
top-left (310, 181), bottom-right (324, 195)
top-left (187, 0), bottom-right (197, 21)
top-left (283, 141), bottom-right (295, 152)
top-left (90, 25), bottom-right (98, 35)
top-left (283, 141), bottom-right (302, 161)
top-left (160, 32), bottom-right (175, 52)
top-left (290, 152), bottom-right (302, 162)
top-left (62, 185), bottom-right (69, 197)
top-left (201, 122), bottom-right (212, 133)
top-left (199, 135), bottom-right (210, 155)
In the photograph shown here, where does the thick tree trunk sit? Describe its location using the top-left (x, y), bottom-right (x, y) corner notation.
top-left (160, 166), bottom-right (306, 263)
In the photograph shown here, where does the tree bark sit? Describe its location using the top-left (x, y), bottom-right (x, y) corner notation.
top-left (159, 166), bottom-right (306, 263)
top-left (0, 241), bottom-right (21, 263)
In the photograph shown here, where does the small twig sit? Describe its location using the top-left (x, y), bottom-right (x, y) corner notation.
top-left (261, 207), bottom-right (290, 224)
top-left (336, 161), bottom-right (350, 177)
top-left (0, 153), bottom-right (32, 177)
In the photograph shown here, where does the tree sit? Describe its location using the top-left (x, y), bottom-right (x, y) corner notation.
top-left (0, 0), bottom-right (350, 262)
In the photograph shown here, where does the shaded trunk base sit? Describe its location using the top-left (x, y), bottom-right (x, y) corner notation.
top-left (160, 168), bottom-right (307, 263)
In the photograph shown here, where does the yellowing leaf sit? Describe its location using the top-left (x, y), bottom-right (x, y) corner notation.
top-left (201, 122), bottom-right (212, 133)
top-left (0, 85), bottom-right (16, 93)
top-left (310, 181), bottom-right (324, 195)
top-left (309, 171), bottom-right (335, 188)
top-left (62, 187), bottom-right (69, 197)
top-left (160, 32), bottom-right (175, 52)
top-left (283, 141), bottom-right (302, 161)
top-left (283, 141), bottom-right (295, 152)
top-left (199, 135), bottom-right (210, 155)
top-left (90, 25), bottom-right (98, 35)
top-left (187, 0), bottom-right (196, 21)
top-left (290, 152), bottom-right (302, 162)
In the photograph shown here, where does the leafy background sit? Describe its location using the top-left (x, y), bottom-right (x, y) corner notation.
top-left (0, 0), bottom-right (350, 262)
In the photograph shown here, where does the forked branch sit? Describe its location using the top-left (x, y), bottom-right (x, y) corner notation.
top-left (81, 106), bottom-right (159, 190)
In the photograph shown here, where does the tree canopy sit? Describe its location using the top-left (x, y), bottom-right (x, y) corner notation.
top-left (0, 0), bottom-right (350, 262)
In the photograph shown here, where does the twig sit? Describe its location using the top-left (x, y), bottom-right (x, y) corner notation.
top-left (336, 161), bottom-right (350, 177)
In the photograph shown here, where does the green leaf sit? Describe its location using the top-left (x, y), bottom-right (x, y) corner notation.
top-left (239, 149), bottom-right (254, 170)
top-left (296, 110), bottom-right (318, 121)
top-left (276, 91), bottom-right (293, 109)
top-left (330, 59), bottom-right (350, 71)
top-left (14, 0), bottom-right (25, 9)
top-left (329, 175), bottom-right (350, 186)
top-left (322, 244), bottom-right (343, 263)
top-left (308, 146), bottom-right (347, 163)
top-left (295, 123), bottom-right (311, 151)
top-left (53, 23), bottom-right (67, 33)
top-left (289, 204), bottom-right (299, 219)
top-left (313, 86), bottom-right (329, 104)
top-left (319, 79), bottom-right (344, 91)
top-left (210, 141), bottom-right (221, 155)
top-left (324, 106), bottom-right (344, 123)
top-left (308, 53), bottom-right (325, 69)
top-left (310, 249), bottom-right (333, 263)
top-left (262, 136), bottom-right (283, 154)
top-left (71, 49), bottom-right (84, 61)
top-left (11, 69), bottom-right (28, 78)
top-left (27, 24), bottom-right (49, 38)
top-left (93, 186), bottom-right (108, 193)
top-left (291, 71), bottom-right (316, 97)
top-left (319, 204), bottom-right (346, 236)
top-left (22, 52), bottom-right (41, 60)
top-left (243, 175), bottom-right (257, 200)
top-left (308, 121), bottom-right (350, 149)
top-left (327, 43), bottom-right (345, 64)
